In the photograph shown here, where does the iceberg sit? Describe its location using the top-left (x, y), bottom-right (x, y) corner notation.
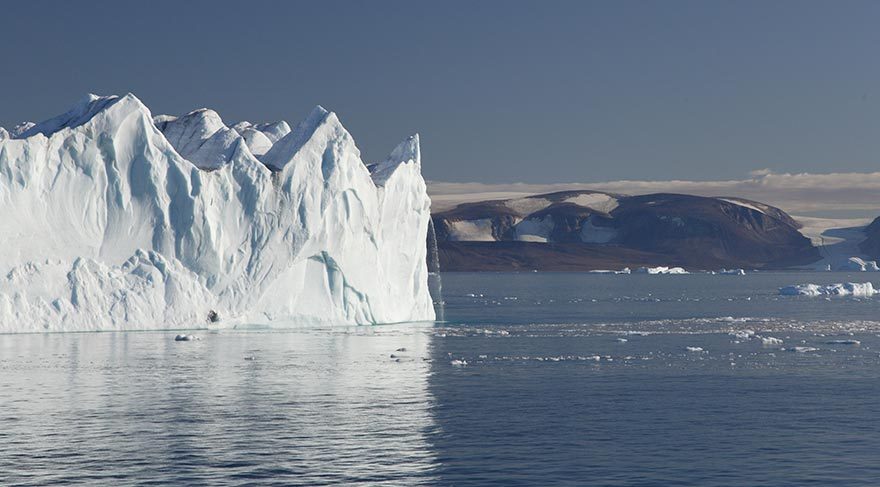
top-left (634, 266), bottom-right (688, 275)
top-left (836, 257), bottom-right (880, 272)
top-left (778, 282), bottom-right (877, 297)
top-left (0, 93), bottom-right (435, 332)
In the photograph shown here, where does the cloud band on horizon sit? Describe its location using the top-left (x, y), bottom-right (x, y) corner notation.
top-left (428, 170), bottom-right (880, 220)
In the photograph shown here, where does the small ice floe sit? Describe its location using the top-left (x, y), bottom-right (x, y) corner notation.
top-left (826, 339), bottom-right (861, 345)
top-left (395, 347), bottom-right (407, 352)
top-left (685, 346), bottom-right (705, 352)
top-left (718, 268), bottom-right (746, 275)
top-left (729, 330), bottom-right (756, 340)
top-left (589, 268), bottom-right (631, 275)
top-left (785, 346), bottom-right (819, 353)
top-left (616, 338), bottom-right (629, 343)
top-left (761, 336), bottom-right (784, 346)
top-left (243, 355), bottom-right (256, 361)
top-left (174, 334), bottom-right (197, 341)
top-left (450, 359), bottom-right (467, 366)
top-left (779, 282), bottom-right (877, 297)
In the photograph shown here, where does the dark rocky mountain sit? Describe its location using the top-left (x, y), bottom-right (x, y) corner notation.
top-left (432, 190), bottom-right (819, 271)
top-left (859, 217), bottom-right (880, 260)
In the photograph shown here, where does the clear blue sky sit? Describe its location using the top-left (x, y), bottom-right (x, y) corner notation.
top-left (1, 0), bottom-right (878, 183)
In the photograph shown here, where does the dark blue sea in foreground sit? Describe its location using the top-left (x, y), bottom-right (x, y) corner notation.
top-left (3, 272), bottom-right (880, 486)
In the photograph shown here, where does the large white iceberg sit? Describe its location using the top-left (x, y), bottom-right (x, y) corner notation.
top-left (0, 94), bottom-right (435, 332)
top-left (778, 282), bottom-right (877, 297)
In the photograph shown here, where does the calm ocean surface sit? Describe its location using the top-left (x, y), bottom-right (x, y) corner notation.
top-left (3, 272), bottom-right (880, 486)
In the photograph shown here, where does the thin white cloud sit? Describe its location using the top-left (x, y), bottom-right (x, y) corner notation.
top-left (428, 171), bottom-right (880, 219)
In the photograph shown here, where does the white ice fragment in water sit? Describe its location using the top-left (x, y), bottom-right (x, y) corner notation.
top-left (729, 330), bottom-right (755, 340)
top-left (761, 337), bottom-right (783, 346)
top-left (826, 339), bottom-right (861, 345)
top-left (787, 347), bottom-right (819, 353)
top-left (616, 338), bottom-right (628, 343)
top-left (174, 334), bottom-right (196, 341)
top-left (450, 359), bottom-right (468, 366)
top-left (685, 347), bottom-right (704, 352)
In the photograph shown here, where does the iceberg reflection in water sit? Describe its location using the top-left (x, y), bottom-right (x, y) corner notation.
top-left (0, 326), bottom-right (439, 485)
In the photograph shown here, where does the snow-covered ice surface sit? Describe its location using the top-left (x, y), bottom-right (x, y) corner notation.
top-left (0, 94), bottom-right (435, 332)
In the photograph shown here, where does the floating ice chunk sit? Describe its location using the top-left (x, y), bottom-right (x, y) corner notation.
top-left (779, 282), bottom-right (877, 297)
top-left (826, 339), bottom-right (861, 345)
top-left (589, 268), bottom-right (631, 274)
top-left (174, 334), bottom-right (195, 341)
top-left (634, 266), bottom-right (688, 275)
top-left (718, 268), bottom-right (746, 275)
top-left (450, 359), bottom-right (467, 366)
top-left (761, 336), bottom-right (783, 345)
top-left (685, 346), bottom-right (704, 352)
top-left (616, 338), bottom-right (628, 343)
top-left (729, 330), bottom-right (756, 340)
top-left (787, 347), bottom-right (819, 353)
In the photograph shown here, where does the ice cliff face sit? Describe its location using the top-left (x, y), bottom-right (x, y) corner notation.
top-left (0, 93), bottom-right (435, 331)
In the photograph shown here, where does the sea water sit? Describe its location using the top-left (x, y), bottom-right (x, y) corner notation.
top-left (3, 272), bottom-right (880, 485)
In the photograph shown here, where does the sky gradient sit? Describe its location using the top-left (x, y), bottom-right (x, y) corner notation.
top-left (1, 0), bottom-right (878, 184)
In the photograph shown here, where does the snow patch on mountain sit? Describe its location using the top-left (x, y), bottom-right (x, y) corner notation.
top-left (566, 193), bottom-right (619, 213)
top-left (505, 197), bottom-right (551, 216)
top-left (515, 216), bottom-right (555, 243)
top-left (446, 219), bottom-right (495, 241)
top-left (718, 198), bottom-right (767, 215)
